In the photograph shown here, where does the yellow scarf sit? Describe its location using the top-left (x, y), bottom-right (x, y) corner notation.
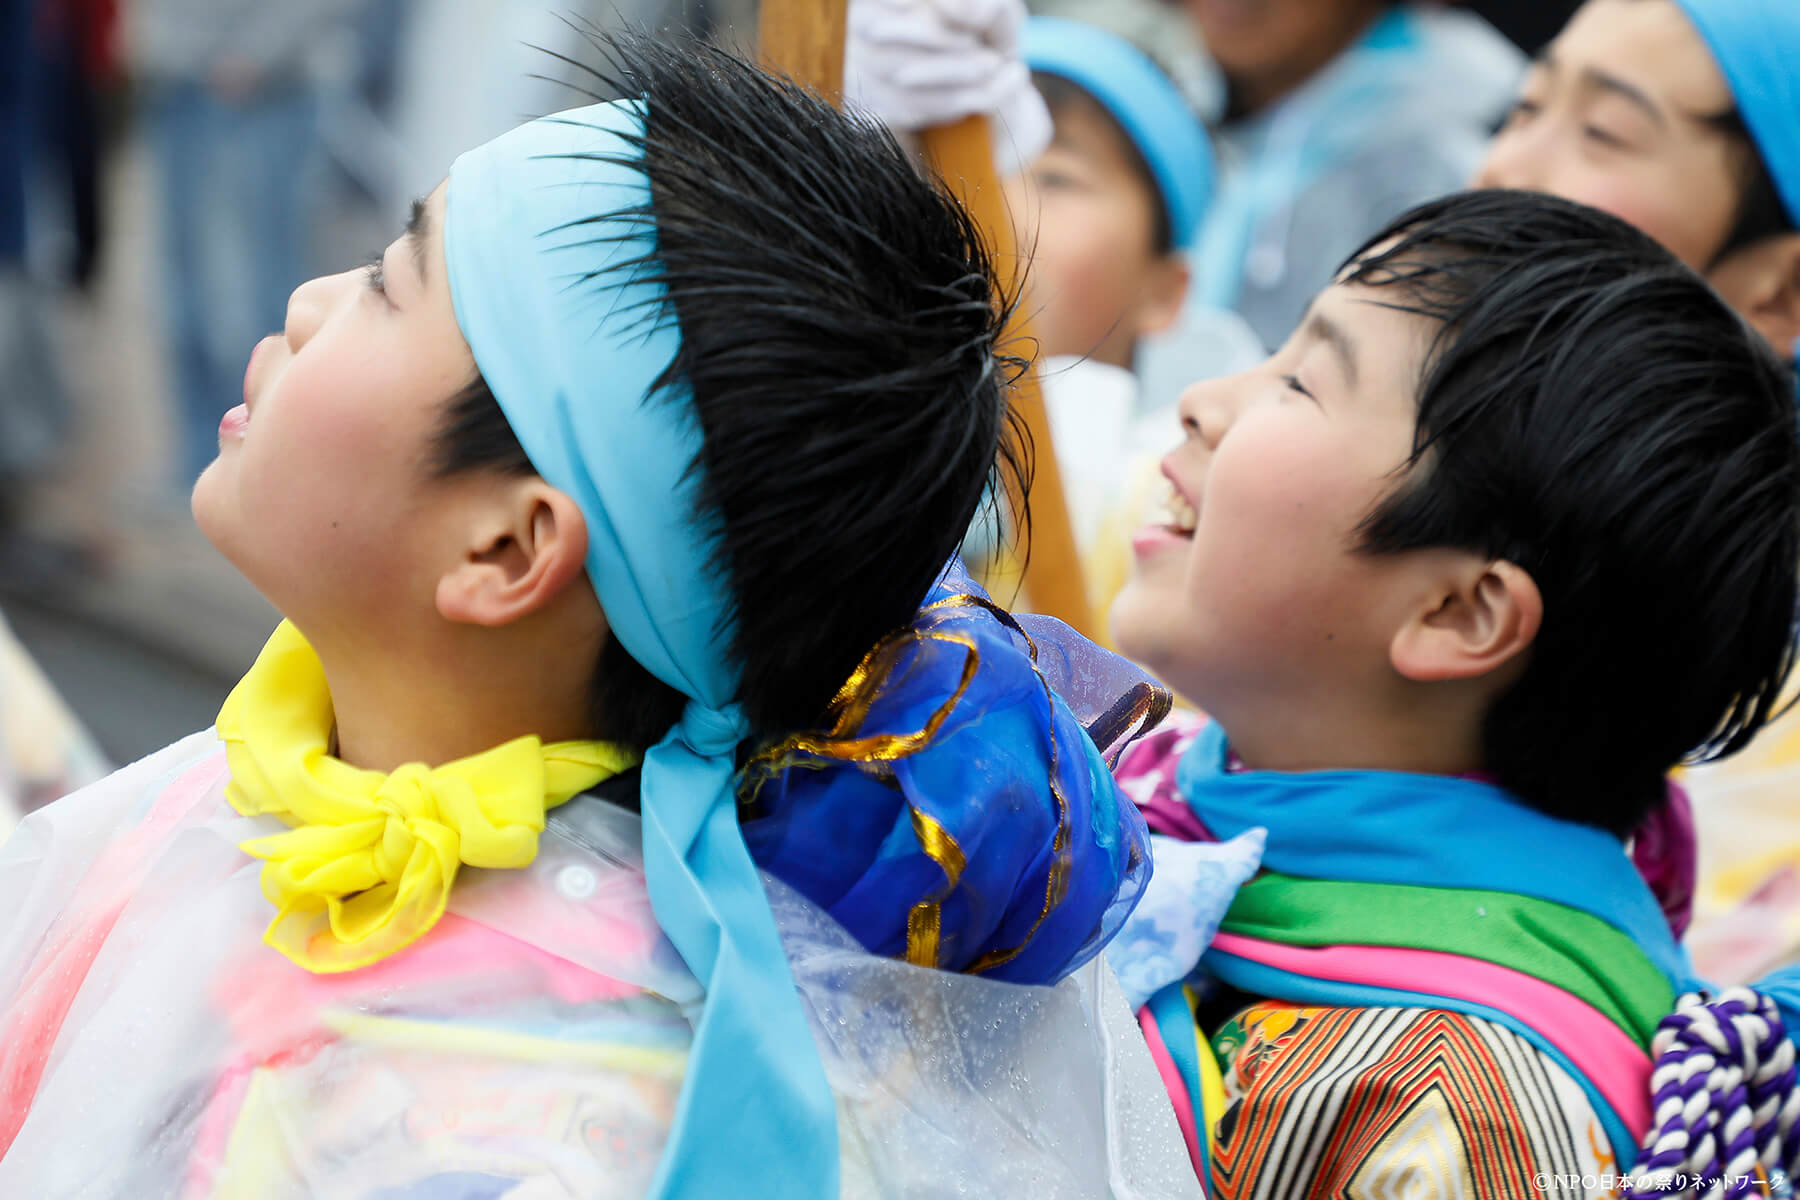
top-left (217, 621), bottom-right (638, 973)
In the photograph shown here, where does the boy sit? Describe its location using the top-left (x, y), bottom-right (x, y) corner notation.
top-left (1109, 188), bottom-right (1800, 1196)
top-left (1133, 0), bottom-right (1521, 406)
top-left (1478, 0), bottom-right (1799, 362)
top-left (849, 1), bottom-right (1260, 619)
top-left (1475, 0), bottom-right (1800, 977)
top-left (1012, 13), bottom-right (1262, 617)
top-left (0, 33), bottom-right (1189, 1198)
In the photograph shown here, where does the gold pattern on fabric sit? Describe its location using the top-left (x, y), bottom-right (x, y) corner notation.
top-left (966, 660), bottom-right (1072, 975)
top-left (738, 591), bottom-right (1083, 976)
top-left (1344, 1086), bottom-right (1478, 1198)
top-left (217, 621), bottom-right (639, 973)
top-left (905, 808), bottom-right (969, 968)
top-left (1087, 681), bottom-right (1175, 767)
top-left (740, 629), bottom-right (983, 793)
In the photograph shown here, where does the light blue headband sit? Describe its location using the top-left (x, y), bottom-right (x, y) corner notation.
top-left (1023, 14), bottom-right (1215, 249)
top-left (1673, 0), bottom-right (1800, 228)
top-left (444, 100), bottom-right (837, 1197)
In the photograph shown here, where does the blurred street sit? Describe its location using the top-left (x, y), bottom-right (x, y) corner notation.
top-left (2, 132), bottom-right (278, 762)
top-left (1, 0), bottom-right (738, 764)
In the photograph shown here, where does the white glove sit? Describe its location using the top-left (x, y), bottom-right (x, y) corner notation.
top-left (845, 0), bottom-right (1053, 174)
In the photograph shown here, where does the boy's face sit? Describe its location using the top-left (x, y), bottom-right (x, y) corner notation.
top-left (1474, 0), bottom-right (1744, 274)
top-left (192, 182), bottom-right (481, 643)
top-left (1004, 90), bottom-right (1187, 369)
top-left (1111, 277), bottom-right (1436, 710)
top-left (1187, 0), bottom-right (1388, 114)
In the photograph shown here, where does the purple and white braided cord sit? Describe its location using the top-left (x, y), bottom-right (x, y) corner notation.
top-left (1627, 987), bottom-right (1800, 1199)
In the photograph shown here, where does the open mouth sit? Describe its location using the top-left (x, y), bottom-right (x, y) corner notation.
top-left (1157, 479), bottom-right (1199, 538)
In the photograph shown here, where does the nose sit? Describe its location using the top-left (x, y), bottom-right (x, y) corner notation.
top-left (282, 268), bottom-right (358, 353)
top-left (1176, 374), bottom-right (1234, 450)
top-left (1472, 121), bottom-right (1541, 192)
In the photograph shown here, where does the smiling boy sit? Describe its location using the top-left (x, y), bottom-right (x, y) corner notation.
top-left (1111, 188), bottom-right (1800, 1197)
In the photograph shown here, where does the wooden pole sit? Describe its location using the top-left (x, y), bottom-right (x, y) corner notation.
top-left (757, 4), bottom-right (1094, 636)
top-left (921, 116), bottom-right (1094, 636)
top-left (757, 0), bottom-right (848, 99)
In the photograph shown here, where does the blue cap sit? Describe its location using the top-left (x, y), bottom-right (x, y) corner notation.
top-left (1024, 15), bottom-right (1215, 249)
top-left (1673, 0), bottom-right (1800, 228)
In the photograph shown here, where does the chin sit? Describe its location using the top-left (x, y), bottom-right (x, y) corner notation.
top-left (189, 466), bottom-right (256, 587)
top-left (189, 463), bottom-right (224, 540)
top-left (1108, 581), bottom-right (1162, 670)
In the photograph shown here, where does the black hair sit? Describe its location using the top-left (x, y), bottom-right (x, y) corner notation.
top-left (433, 30), bottom-right (1028, 746)
top-left (1033, 72), bottom-right (1176, 257)
top-left (434, 376), bottom-right (689, 750)
top-left (1344, 189), bottom-right (1800, 836)
top-left (1702, 107), bottom-right (1798, 262)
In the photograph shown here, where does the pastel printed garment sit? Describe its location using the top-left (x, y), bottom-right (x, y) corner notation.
top-left (0, 732), bottom-right (1200, 1199)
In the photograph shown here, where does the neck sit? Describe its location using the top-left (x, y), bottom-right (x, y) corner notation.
top-left (311, 625), bottom-right (602, 771)
top-left (1210, 682), bottom-right (1490, 780)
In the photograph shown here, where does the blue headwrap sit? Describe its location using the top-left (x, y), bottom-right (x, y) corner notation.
top-left (1024, 15), bottom-right (1215, 249)
top-left (445, 100), bottom-right (836, 1198)
top-left (444, 98), bottom-right (1157, 1195)
top-left (1673, 0), bottom-right (1800, 228)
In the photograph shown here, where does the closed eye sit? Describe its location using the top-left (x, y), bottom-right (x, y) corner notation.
top-left (1501, 98), bottom-right (1541, 128)
top-left (363, 252), bottom-right (387, 297)
top-left (1283, 374), bottom-right (1317, 404)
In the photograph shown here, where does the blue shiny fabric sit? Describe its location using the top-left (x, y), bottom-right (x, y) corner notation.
top-left (742, 562), bottom-right (1153, 985)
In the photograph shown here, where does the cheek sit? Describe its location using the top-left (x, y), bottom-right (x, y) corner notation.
top-left (237, 366), bottom-right (428, 575)
top-left (1542, 164), bottom-right (1734, 270)
top-left (1032, 196), bottom-right (1152, 342)
top-left (1183, 430), bottom-right (1381, 631)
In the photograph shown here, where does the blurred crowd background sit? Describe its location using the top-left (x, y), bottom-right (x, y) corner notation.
top-left (0, 0), bottom-right (1568, 770)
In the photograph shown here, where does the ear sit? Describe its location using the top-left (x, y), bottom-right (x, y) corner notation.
top-left (434, 482), bottom-right (590, 628)
top-left (1133, 253), bottom-right (1192, 339)
top-left (1389, 560), bottom-right (1542, 684)
top-left (1713, 233), bottom-right (1800, 353)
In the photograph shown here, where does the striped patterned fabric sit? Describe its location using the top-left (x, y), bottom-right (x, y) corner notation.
top-left (1204, 1001), bottom-right (1620, 1199)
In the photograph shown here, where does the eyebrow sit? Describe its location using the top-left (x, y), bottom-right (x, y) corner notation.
top-left (404, 198), bottom-right (430, 284)
top-left (1582, 67), bottom-right (1668, 129)
top-left (1535, 50), bottom-right (1669, 131)
top-left (1304, 308), bottom-right (1359, 389)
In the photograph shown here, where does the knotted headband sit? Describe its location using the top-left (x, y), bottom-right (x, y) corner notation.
top-left (1023, 15), bottom-right (1215, 249)
top-left (1673, 0), bottom-right (1800, 229)
top-left (444, 99), bottom-right (837, 1199)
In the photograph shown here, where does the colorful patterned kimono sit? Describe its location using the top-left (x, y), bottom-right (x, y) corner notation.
top-left (1115, 713), bottom-right (1800, 1199)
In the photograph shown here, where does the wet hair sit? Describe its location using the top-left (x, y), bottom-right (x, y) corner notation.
top-left (433, 31), bottom-right (1028, 747)
top-left (1344, 189), bottom-right (1800, 835)
top-left (1033, 72), bottom-right (1176, 256)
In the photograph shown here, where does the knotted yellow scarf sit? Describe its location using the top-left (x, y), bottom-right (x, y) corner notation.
top-left (217, 621), bottom-right (638, 973)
